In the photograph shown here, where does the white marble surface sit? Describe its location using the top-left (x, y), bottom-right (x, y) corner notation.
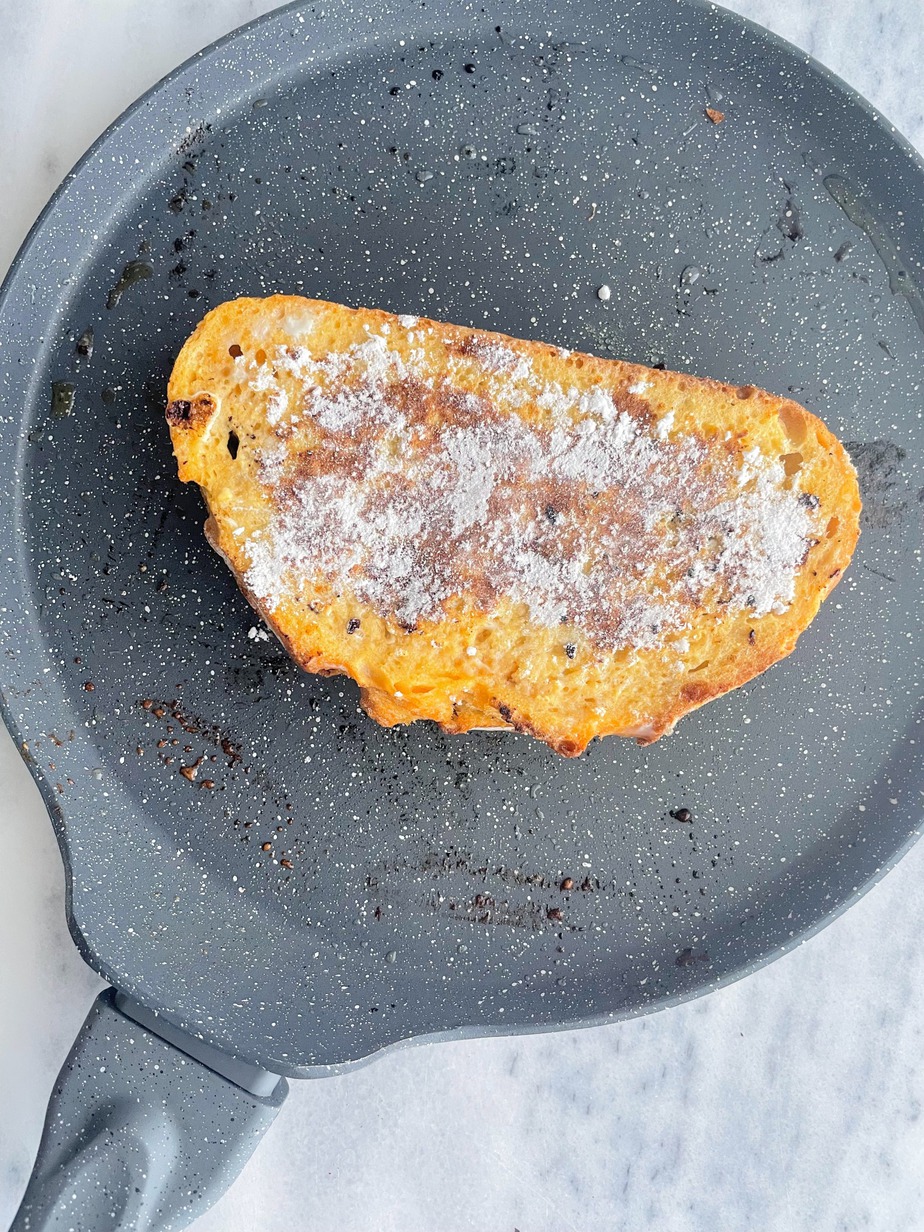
top-left (1, 3), bottom-right (923, 1229)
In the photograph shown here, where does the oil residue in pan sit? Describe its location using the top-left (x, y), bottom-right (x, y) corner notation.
top-left (824, 173), bottom-right (924, 334)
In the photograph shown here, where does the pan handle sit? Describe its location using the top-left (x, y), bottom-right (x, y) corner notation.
top-left (9, 988), bottom-right (288, 1232)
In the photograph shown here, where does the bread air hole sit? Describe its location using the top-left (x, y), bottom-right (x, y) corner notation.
top-left (689, 660), bottom-right (711, 673)
top-left (779, 451), bottom-right (804, 478)
top-left (254, 348), bottom-right (267, 365)
top-left (227, 430), bottom-right (240, 459)
top-left (778, 403), bottom-right (808, 445)
top-left (826, 515), bottom-right (840, 538)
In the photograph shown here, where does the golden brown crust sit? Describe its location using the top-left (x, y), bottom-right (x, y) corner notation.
top-left (167, 295), bottom-right (861, 756)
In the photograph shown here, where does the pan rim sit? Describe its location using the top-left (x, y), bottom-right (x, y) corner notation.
top-left (0, 0), bottom-right (922, 1075)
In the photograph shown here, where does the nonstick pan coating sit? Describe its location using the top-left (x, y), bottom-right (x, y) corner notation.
top-left (0, 0), bottom-right (922, 1076)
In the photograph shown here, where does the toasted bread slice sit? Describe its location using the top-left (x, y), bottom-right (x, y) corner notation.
top-left (166, 295), bottom-right (860, 756)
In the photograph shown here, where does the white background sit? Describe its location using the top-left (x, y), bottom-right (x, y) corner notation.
top-left (1, 3), bottom-right (923, 1229)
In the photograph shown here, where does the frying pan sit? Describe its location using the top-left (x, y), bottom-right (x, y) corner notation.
top-left (2, 0), bottom-right (923, 1227)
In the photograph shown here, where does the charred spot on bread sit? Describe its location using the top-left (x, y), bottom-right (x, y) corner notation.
top-left (166, 393), bottom-right (215, 428)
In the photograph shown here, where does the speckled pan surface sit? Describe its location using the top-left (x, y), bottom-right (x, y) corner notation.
top-left (0, 0), bottom-right (921, 1076)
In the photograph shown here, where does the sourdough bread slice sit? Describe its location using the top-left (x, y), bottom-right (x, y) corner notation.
top-left (167, 295), bottom-right (860, 756)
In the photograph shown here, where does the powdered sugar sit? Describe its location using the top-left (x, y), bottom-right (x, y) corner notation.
top-left (467, 340), bottom-right (532, 384)
top-left (706, 459), bottom-right (815, 616)
top-left (628, 378), bottom-right (652, 395)
top-left (352, 334), bottom-right (406, 383)
top-left (656, 409), bottom-right (676, 439)
top-left (266, 389), bottom-right (289, 425)
top-left (241, 328), bottom-right (820, 651)
top-left (470, 341), bottom-right (518, 371)
top-left (576, 386), bottom-right (618, 421)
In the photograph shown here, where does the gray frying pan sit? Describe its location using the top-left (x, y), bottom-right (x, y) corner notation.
top-left (2, 0), bottom-right (922, 1227)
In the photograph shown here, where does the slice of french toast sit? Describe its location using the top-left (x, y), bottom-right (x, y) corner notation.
top-left (166, 295), bottom-right (860, 756)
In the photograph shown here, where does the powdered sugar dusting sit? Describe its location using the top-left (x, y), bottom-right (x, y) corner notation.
top-left (241, 328), bottom-right (820, 651)
top-left (629, 378), bottom-right (652, 395)
top-left (656, 409), bottom-right (676, 439)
